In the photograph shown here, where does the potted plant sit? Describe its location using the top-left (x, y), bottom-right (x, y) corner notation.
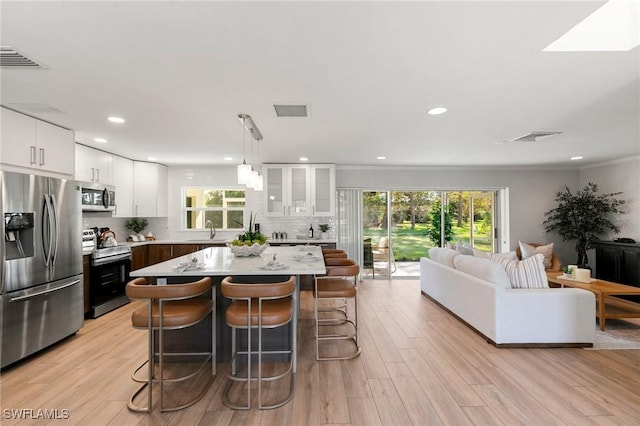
top-left (228, 212), bottom-right (268, 256)
top-left (125, 218), bottom-right (148, 241)
top-left (562, 265), bottom-right (572, 279)
top-left (543, 183), bottom-right (625, 268)
top-left (318, 224), bottom-right (331, 238)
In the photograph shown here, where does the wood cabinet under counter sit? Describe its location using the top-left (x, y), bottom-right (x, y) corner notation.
top-left (131, 245), bottom-right (148, 271)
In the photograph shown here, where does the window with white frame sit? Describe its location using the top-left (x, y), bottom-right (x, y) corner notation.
top-left (183, 188), bottom-right (245, 230)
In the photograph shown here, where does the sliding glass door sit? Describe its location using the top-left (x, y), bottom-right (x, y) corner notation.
top-left (347, 189), bottom-right (499, 279)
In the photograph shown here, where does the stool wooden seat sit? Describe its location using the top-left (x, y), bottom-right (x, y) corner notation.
top-left (314, 261), bottom-right (361, 360)
top-left (221, 276), bottom-right (296, 410)
top-left (125, 277), bottom-right (214, 413)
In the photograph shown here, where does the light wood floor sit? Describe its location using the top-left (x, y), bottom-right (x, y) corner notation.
top-left (1, 279), bottom-right (639, 425)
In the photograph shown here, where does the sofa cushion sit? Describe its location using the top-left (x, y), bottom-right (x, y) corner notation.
top-left (456, 242), bottom-right (473, 255)
top-left (491, 253), bottom-right (549, 289)
top-left (519, 241), bottom-right (554, 269)
top-left (453, 255), bottom-right (511, 288)
top-left (429, 247), bottom-right (460, 268)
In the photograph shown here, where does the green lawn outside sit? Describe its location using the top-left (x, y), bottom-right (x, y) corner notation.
top-left (364, 222), bottom-right (492, 261)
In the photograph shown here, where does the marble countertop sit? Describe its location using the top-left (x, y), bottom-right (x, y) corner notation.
top-left (126, 238), bottom-right (335, 246)
top-left (130, 245), bottom-right (326, 277)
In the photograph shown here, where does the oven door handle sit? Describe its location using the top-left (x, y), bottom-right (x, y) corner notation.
top-left (10, 280), bottom-right (81, 302)
top-left (92, 253), bottom-right (132, 266)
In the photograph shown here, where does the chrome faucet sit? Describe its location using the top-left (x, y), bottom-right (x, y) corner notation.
top-left (205, 220), bottom-right (216, 240)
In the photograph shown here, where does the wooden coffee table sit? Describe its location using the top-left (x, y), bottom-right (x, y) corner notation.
top-left (547, 272), bottom-right (640, 330)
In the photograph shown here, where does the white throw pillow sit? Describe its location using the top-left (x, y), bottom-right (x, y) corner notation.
top-left (519, 241), bottom-right (554, 269)
top-left (473, 248), bottom-right (491, 259)
top-left (429, 247), bottom-right (460, 268)
top-left (453, 255), bottom-right (511, 288)
top-left (491, 253), bottom-right (549, 289)
top-left (456, 241), bottom-right (473, 255)
top-left (493, 251), bottom-right (518, 261)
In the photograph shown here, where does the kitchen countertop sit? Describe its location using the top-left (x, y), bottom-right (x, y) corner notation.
top-left (83, 239), bottom-right (335, 256)
top-left (130, 245), bottom-right (326, 277)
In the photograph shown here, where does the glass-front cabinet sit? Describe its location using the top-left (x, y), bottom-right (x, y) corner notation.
top-left (263, 163), bottom-right (334, 217)
top-left (311, 164), bottom-right (335, 215)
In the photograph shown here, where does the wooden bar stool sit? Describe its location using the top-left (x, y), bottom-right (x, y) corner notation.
top-left (221, 276), bottom-right (296, 410)
top-left (314, 261), bottom-right (361, 360)
top-left (125, 277), bottom-right (214, 413)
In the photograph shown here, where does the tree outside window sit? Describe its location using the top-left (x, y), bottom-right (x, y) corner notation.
top-left (184, 188), bottom-right (245, 230)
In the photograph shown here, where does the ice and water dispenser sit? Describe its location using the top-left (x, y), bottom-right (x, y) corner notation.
top-left (4, 212), bottom-right (35, 260)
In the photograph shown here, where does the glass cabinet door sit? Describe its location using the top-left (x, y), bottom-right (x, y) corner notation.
top-left (289, 165), bottom-right (309, 215)
top-left (264, 165), bottom-right (285, 216)
top-left (311, 164), bottom-right (335, 216)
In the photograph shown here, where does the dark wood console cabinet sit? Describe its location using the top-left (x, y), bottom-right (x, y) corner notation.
top-left (594, 240), bottom-right (640, 302)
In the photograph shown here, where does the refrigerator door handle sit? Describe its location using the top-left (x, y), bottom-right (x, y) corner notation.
top-left (42, 194), bottom-right (55, 266)
top-left (49, 194), bottom-right (60, 265)
top-left (9, 279), bottom-right (81, 302)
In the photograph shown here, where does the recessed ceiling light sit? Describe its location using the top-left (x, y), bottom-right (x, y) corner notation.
top-left (427, 107), bottom-right (447, 115)
top-left (148, 157), bottom-right (157, 161)
top-left (93, 137), bottom-right (108, 143)
top-left (570, 156), bottom-right (584, 161)
top-left (108, 116), bottom-right (125, 123)
top-left (224, 157), bottom-right (233, 161)
top-left (299, 157), bottom-right (309, 162)
top-left (377, 156), bottom-right (386, 160)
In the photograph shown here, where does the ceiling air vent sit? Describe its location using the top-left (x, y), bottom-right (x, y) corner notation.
top-left (0, 46), bottom-right (43, 68)
top-left (508, 131), bottom-right (562, 142)
top-left (273, 104), bottom-right (309, 117)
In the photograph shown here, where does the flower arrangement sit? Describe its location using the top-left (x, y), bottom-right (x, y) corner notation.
top-left (229, 212), bottom-right (267, 246)
top-left (318, 224), bottom-right (331, 233)
top-left (228, 212), bottom-right (268, 256)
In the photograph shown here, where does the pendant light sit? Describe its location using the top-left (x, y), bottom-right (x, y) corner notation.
top-left (237, 115), bottom-right (252, 185)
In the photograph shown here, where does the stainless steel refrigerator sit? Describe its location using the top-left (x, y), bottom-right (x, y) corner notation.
top-left (1, 171), bottom-right (83, 368)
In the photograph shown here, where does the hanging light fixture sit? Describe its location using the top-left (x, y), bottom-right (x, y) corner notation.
top-left (237, 114), bottom-right (252, 185)
top-left (238, 113), bottom-right (264, 191)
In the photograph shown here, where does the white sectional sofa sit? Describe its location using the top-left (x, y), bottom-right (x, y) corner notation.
top-left (420, 248), bottom-right (595, 347)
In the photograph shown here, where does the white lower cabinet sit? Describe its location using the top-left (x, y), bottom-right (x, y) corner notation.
top-left (112, 155), bottom-right (134, 217)
top-left (133, 161), bottom-right (168, 217)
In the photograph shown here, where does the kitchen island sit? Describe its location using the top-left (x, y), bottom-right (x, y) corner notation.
top-left (130, 245), bottom-right (326, 369)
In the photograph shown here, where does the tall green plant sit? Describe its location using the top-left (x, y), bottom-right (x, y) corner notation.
top-left (543, 183), bottom-right (625, 267)
top-left (426, 198), bottom-right (453, 247)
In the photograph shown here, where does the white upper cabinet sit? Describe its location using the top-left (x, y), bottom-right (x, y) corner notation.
top-left (263, 163), bottom-right (334, 217)
top-left (111, 155), bottom-right (134, 217)
top-left (133, 161), bottom-right (168, 217)
top-left (1, 107), bottom-right (75, 176)
top-left (310, 164), bottom-right (335, 216)
top-left (75, 144), bottom-right (113, 184)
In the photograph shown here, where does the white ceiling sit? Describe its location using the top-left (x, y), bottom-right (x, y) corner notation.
top-left (1, 1), bottom-right (638, 167)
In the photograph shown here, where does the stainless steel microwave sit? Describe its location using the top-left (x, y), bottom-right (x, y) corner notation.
top-left (81, 182), bottom-right (116, 212)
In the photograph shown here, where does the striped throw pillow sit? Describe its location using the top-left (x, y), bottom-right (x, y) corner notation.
top-left (491, 253), bottom-right (549, 289)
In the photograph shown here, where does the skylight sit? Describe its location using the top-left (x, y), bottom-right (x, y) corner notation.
top-left (544, 0), bottom-right (639, 52)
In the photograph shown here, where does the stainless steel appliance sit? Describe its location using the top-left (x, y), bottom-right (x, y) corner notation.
top-left (80, 182), bottom-right (116, 212)
top-left (83, 228), bottom-right (131, 318)
top-left (1, 171), bottom-right (83, 369)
